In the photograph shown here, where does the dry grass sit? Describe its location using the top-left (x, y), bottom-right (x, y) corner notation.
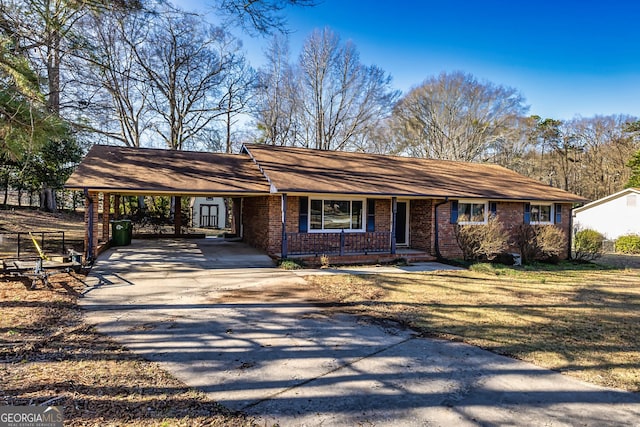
top-left (0, 275), bottom-right (257, 426)
top-left (308, 262), bottom-right (640, 391)
top-left (0, 208), bottom-right (86, 258)
top-left (0, 208), bottom-right (85, 236)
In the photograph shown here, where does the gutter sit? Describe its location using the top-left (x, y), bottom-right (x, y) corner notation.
top-left (433, 197), bottom-right (449, 261)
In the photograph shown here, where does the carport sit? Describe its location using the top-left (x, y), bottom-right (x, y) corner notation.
top-left (64, 145), bottom-right (271, 261)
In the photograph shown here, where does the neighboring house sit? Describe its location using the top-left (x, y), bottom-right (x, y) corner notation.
top-left (65, 144), bottom-right (585, 262)
top-left (573, 188), bottom-right (640, 240)
top-left (190, 196), bottom-right (227, 228)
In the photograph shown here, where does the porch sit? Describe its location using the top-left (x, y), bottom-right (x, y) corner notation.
top-left (281, 230), bottom-right (436, 266)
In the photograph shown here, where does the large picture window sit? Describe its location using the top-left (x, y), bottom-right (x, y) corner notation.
top-left (309, 199), bottom-right (364, 231)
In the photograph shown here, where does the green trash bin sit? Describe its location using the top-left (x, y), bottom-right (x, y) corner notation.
top-left (111, 220), bottom-right (132, 246)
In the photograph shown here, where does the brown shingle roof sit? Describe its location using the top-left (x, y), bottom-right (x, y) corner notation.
top-left (243, 143), bottom-right (586, 202)
top-left (65, 145), bottom-right (270, 195)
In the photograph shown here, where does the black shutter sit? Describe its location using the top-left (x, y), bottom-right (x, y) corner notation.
top-left (450, 200), bottom-right (459, 224)
top-left (524, 203), bottom-right (531, 224)
top-left (489, 202), bottom-right (497, 217)
top-left (554, 204), bottom-right (562, 224)
top-left (299, 197), bottom-right (308, 233)
top-left (366, 199), bottom-right (375, 232)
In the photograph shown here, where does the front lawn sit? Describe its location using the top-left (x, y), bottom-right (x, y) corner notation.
top-left (307, 262), bottom-right (640, 391)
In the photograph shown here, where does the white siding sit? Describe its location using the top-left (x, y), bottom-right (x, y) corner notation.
top-left (190, 197), bottom-right (227, 228)
top-left (574, 193), bottom-right (640, 239)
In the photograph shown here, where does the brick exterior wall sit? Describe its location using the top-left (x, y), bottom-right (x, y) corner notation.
top-left (436, 201), bottom-right (574, 260)
top-left (409, 199), bottom-right (432, 252)
top-left (285, 196), bottom-right (300, 233)
top-left (242, 195), bottom-right (282, 255)
top-left (242, 195), bottom-right (573, 261)
top-left (374, 199), bottom-right (391, 232)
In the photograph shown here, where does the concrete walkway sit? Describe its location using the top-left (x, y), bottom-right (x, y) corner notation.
top-left (81, 239), bottom-right (640, 426)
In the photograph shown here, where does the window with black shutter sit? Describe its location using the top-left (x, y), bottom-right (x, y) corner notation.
top-left (366, 199), bottom-right (375, 232)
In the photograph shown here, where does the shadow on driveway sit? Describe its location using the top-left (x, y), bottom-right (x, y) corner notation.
top-left (81, 239), bottom-right (640, 426)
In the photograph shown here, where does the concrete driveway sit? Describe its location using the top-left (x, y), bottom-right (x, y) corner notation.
top-left (81, 239), bottom-right (640, 426)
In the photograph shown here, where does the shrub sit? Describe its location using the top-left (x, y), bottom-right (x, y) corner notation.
top-left (615, 234), bottom-right (640, 254)
top-left (279, 259), bottom-right (303, 270)
top-left (515, 224), bottom-right (538, 264)
top-left (535, 225), bottom-right (567, 263)
top-left (573, 229), bottom-right (605, 260)
top-left (454, 216), bottom-right (509, 261)
top-left (516, 224), bottom-right (567, 264)
top-left (320, 254), bottom-right (330, 268)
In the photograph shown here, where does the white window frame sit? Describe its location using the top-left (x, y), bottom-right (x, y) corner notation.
top-left (457, 199), bottom-right (489, 225)
top-left (308, 196), bottom-right (366, 233)
top-left (530, 203), bottom-right (554, 225)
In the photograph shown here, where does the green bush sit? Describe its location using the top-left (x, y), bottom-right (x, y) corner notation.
top-left (573, 229), bottom-right (605, 260)
top-left (615, 234), bottom-right (640, 254)
top-left (279, 259), bottom-right (304, 270)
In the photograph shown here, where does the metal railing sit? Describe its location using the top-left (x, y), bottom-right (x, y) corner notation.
top-left (200, 214), bottom-right (219, 228)
top-left (0, 231), bottom-right (66, 258)
top-left (285, 231), bottom-right (391, 256)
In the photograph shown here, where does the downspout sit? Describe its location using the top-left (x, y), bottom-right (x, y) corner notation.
top-left (433, 197), bottom-right (449, 261)
top-left (281, 193), bottom-right (288, 258)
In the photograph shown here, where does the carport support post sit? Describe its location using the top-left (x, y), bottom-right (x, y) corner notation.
top-left (174, 196), bottom-right (182, 236)
top-left (281, 193), bottom-right (288, 258)
top-left (83, 190), bottom-right (99, 261)
top-left (113, 195), bottom-right (121, 219)
top-left (391, 197), bottom-right (397, 255)
top-left (102, 193), bottom-right (110, 242)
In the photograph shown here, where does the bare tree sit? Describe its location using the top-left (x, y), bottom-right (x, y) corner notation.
top-left (569, 115), bottom-right (638, 200)
top-left (130, 7), bottom-right (239, 150)
top-left (73, 6), bottom-right (151, 147)
top-left (216, 0), bottom-right (315, 35)
top-left (254, 34), bottom-right (299, 146)
top-left (297, 27), bottom-right (399, 151)
top-left (218, 51), bottom-right (257, 153)
top-left (392, 71), bottom-right (528, 161)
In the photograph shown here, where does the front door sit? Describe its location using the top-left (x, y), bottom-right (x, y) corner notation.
top-left (395, 201), bottom-right (408, 246)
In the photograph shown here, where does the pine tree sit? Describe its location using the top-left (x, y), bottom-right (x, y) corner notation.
top-left (626, 150), bottom-right (640, 188)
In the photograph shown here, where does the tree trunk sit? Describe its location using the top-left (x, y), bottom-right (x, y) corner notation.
top-left (40, 187), bottom-right (57, 212)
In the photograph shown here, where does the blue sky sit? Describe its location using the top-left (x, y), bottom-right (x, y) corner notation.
top-left (184, 0), bottom-right (640, 120)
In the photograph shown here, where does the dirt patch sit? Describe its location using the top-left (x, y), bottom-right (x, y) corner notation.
top-left (0, 273), bottom-right (257, 426)
top-left (211, 278), bottom-right (319, 304)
